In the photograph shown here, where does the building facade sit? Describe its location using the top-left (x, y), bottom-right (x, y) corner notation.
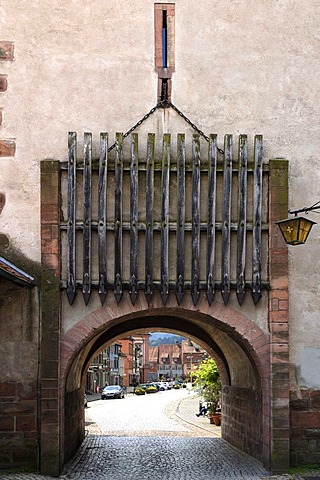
top-left (1, 0), bottom-right (320, 475)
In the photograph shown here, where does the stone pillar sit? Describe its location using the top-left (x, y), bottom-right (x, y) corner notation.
top-left (269, 159), bottom-right (290, 473)
top-left (40, 160), bottom-right (61, 476)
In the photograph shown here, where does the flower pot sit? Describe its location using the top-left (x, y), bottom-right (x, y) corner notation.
top-left (212, 413), bottom-right (221, 426)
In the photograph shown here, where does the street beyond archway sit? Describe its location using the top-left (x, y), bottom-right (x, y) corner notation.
top-left (63, 387), bottom-right (269, 479)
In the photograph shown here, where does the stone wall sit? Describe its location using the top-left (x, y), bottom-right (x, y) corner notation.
top-left (222, 385), bottom-right (262, 461)
top-left (64, 389), bottom-right (85, 464)
top-left (290, 389), bottom-right (320, 466)
top-left (0, 265), bottom-right (40, 471)
top-left (0, 382), bottom-right (38, 470)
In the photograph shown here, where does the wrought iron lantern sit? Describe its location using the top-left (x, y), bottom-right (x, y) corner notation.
top-left (276, 201), bottom-right (320, 245)
top-left (276, 216), bottom-right (316, 245)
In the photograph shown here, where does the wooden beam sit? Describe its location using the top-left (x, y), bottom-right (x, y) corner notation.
top-left (114, 133), bottom-right (123, 304)
top-left (67, 132), bottom-right (77, 305)
top-left (160, 134), bottom-right (170, 305)
top-left (206, 135), bottom-right (217, 305)
top-left (236, 135), bottom-right (248, 305)
top-left (130, 133), bottom-right (139, 305)
top-left (82, 132), bottom-right (92, 305)
top-left (145, 134), bottom-right (155, 305)
top-left (176, 134), bottom-right (185, 305)
top-left (191, 135), bottom-right (200, 305)
top-left (98, 133), bottom-right (108, 305)
top-left (252, 135), bottom-right (263, 305)
top-left (221, 134), bottom-right (233, 305)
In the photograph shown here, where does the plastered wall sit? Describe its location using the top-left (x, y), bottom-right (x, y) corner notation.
top-left (1, 0), bottom-right (320, 387)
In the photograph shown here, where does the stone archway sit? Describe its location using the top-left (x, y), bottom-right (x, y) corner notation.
top-left (39, 153), bottom-right (289, 477)
top-left (59, 295), bottom-right (271, 473)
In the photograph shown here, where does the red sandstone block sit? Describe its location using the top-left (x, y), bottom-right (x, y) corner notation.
top-left (272, 428), bottom-right (290, 439)
top-left (41, 388), bottom-right (58, 400)
top-left (269, 290), bottom-right (289, 300)
top-left (291, 411), bottom-right (320, 429)
top-left (0, 139), bottom-right (15, 156)
top-left (270, 277), bottom-right (289, 290)
top-left (271, 331), bottom-right (289, 344)
top-left (270, 263), bottom-right (289, 278)
top-left (41, 399), bottom-right (58, 411)
top-left (41, 225), bottom-right (54, 239)
top-left (255, 343), bottom-right (270, 357)
top-left (0, 42), bottom-right (14, 61)
top-left (0, 415), bottom-right (14, 431)
top-left (41, 409), bottom-right (59, 424)
top-left (17, 383), bottom-right (35, 400)
top-left (279, 300), bottom-right (288, 310)
top-left (0, 383), bottom-right (16, 397)
top-left (271, 344), bottom-right (289, 354)
top-left (75, 320), bottom-right (93, 337)
top-left (41, 253), bottom-right (59, 273)
top-left (41, 238), bottom-right (59, 254)
top-left (271, 353), bottom-right (289, 364)
top-left (0, 76), bottom-right (7, 92)
top-left (270, 323), bottom-right (289, 333)
top-left (16, 415), bottom-right (36, 432)
top-left (270, 310), bottom-right (289, 322)
top-left (251, 334), bottom-right (268, 349)
top-left (41, 204), bottom-right (59, 224)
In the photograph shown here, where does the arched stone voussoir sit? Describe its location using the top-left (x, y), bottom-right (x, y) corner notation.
top-left (60, 294), bottom-right (269, 383)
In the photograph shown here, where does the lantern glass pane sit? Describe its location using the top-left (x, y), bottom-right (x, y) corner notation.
top-left (277, 217), bottom-right (316, 245)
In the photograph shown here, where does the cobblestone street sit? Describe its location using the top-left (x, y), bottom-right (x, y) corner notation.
top-left (1, 391), bottom-right (320, 480)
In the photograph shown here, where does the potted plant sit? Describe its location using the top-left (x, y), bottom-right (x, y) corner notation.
top-left (193, 358), bottom-right (221, 426)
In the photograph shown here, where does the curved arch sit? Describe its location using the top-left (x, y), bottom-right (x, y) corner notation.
top-left (61, 298), bottom-right (269, 389)
top-left (60, 295), bottom-right (271, 468)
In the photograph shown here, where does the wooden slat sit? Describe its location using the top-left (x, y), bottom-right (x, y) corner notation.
top-left (236, 135), bottom-right (248, 305)
top-left (252, 135), bottom-right (263, 305)
top-left (221, 134), bottom-right (233, 305)
top-left (82, 132), bottom-right (92, 305)
top-left (114, 133), bottom-right (123, 304)
top-left (130, 133), bottom-right (139, 305)
top-left (67, 132), bottom-right (77, 305)
top-left (145, 134), bottom-right (155, 305)
top-left (98, 133), bottom-right (108, 305)
top-left (206, 134), bottom-right (217, 305)
top-left (191, 134), bottom-right (200, 305)
top-left (176, 134), bottom-right (185, 305)
top-left (160, 134), bottom-right (170, 305)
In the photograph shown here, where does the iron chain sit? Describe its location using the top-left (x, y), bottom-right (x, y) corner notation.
top-left (108, 101), bottom-right (224, 155)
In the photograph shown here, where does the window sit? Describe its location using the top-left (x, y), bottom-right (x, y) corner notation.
top-left (154, 3), bottom-right (175, 102)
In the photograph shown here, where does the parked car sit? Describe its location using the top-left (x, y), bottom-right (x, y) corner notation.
top-left (136, 383), bottom-right (158, 394)
top-left (101, 385), bottom-right (125, 399)
top-left (158, 382), bottom-right (168, 391)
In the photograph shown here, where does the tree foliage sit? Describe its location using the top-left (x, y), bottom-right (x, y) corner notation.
top-left (193, 358), bottom-right (221, 412)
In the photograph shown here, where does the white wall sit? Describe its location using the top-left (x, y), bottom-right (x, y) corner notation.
top-left (1, 0), bottom-right (320, 386)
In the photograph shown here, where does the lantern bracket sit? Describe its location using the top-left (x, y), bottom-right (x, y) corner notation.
top-left (288, 200), bottom-right (320, 216)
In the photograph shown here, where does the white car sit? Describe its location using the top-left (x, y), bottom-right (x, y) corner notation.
top-left (158, 382), bottom-right (168, 390)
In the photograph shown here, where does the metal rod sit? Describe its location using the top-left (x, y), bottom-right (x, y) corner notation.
top-left (288, 201), bottom-right (320, 215)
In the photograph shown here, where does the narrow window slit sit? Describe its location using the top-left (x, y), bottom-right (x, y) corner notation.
top-left (162, 10), bottom-right (168, 68)
top-left (155, 3), bottom-right (175, 102)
